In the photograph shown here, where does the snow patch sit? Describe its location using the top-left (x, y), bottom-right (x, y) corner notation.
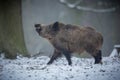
top-left (0, 55), bottom-right (120, 80)
top-left (109, 48), bottom-right (118, 57)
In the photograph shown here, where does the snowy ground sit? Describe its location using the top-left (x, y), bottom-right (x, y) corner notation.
top-left (0, 54), bottom-right (120, 80)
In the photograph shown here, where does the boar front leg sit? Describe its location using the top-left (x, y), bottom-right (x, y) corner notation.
top-left (62, 49), bottom-right (72, 65)
top-left (47, 49), bottom-right (61, 65)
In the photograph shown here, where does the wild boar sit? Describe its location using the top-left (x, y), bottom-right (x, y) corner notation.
top-left (34, 22), bottom-right (103, 65)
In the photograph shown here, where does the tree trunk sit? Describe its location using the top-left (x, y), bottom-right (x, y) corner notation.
top-left (0, 0), bottom-right (28, 59)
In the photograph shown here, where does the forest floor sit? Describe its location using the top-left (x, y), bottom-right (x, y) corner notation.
top-left (0, 54), bottom-right (120, 80)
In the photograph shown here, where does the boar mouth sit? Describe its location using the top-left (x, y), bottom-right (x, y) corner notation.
top-left (36, 29), bottom-right (41, 35)
top-left (43, 35), bottom-right (52, 40)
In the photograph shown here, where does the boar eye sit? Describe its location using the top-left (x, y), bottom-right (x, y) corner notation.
top-left (48, 25), bottom-right (51, 29)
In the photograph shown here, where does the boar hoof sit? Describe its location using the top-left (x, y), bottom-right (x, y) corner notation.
top-left (68, 62), bottom-right (72, 65)
top-left (94, 60), bottom-right (102, 64)
top-left (47, 61), bottom-right (52, 65)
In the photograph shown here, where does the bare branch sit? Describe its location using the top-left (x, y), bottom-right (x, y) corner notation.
top-left (59, 0), bottom-right (117, 13)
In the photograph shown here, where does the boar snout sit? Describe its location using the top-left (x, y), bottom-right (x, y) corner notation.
top-left (34, 24), bottom-right (42, 34)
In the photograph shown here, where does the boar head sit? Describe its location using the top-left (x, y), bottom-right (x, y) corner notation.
top-left (34, 22), bottom-right (59, 40)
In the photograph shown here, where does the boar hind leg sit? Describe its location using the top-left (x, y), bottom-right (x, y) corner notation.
top-left (85, 46), bottom-right (102, 64)
top-left (62, 50), bottom-right (72, 65)
top-left (47, 50), bottom-right (61, 65)
top-left (93, 50), bottom-right (102, 64)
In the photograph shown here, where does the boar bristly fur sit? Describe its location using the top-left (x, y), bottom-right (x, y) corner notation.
top-left (34, 22), bottom-right (103, 65)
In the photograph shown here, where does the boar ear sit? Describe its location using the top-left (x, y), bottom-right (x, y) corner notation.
top-left (52, 22), bottom-right (59, 31)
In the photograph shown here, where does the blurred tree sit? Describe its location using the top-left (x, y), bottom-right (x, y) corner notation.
top-left (0, 0), bottom-right (28, 59)
top-left (59, 0), bottom-right (120, 12)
